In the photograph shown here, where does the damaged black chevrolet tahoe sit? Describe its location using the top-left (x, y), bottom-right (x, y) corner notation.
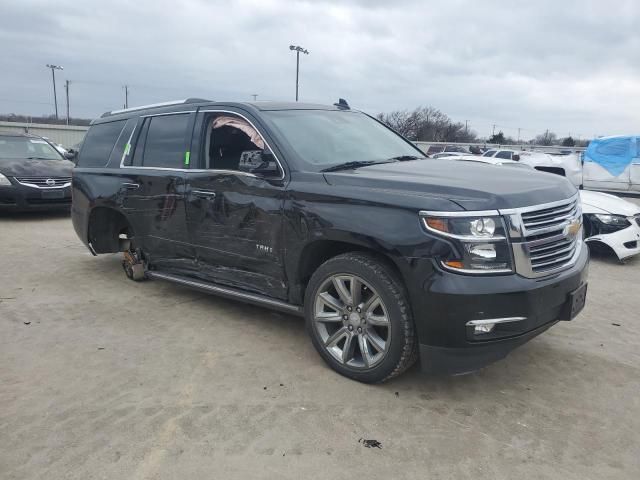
top-left (72, 99), bottom-right (588, 383)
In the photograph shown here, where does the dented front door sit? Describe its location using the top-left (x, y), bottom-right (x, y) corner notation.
top-left (184, 171), bottom-right (287, 299)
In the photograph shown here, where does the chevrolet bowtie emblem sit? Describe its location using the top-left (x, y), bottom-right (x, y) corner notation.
top-left (564, 219), bottom-right (581, 237)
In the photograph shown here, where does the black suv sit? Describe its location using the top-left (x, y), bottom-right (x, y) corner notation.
top-left (72, 99), bottom-right (588, 383)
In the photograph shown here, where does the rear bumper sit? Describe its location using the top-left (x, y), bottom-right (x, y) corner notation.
top-left (406, 245), bottom-right (589, 375)
top-left (0, 183), bottom-right (71, 211)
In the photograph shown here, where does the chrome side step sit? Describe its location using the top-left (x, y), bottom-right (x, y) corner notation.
top-left (146, 271), bottom-right (303, 316)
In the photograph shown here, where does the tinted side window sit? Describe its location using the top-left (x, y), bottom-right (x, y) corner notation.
top-left (108, 118), bottom-right (137, 166)
top-left (495, 151), bottom-right (512, 159)
top-left (77, 120), bottom-right (126, 167)
top-left (483, 150), bottom-right (497, 157)
top-left (142, 114), bottom-right (189, 168)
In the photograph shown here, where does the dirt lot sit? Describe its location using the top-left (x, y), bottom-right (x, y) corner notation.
top-left (1, 205), bottom-right (639, 480)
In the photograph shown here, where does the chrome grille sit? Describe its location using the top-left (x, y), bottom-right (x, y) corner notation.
top-left (504, 194), bottom-right (582, 278)
top-left (14, 176), bottom-right (72, 188)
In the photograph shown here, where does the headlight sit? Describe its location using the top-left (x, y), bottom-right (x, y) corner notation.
top-left (593, 214), bottom-right (630, 227)
top-left (587, 213), bottom-right (631, 234)
top-left (0, 173), bottom-right (12, 186)
top-left (421, 213), bottom-right (512, 274)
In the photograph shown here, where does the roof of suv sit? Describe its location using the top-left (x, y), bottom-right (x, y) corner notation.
top-left (98, 99), bottom-right (346, 122)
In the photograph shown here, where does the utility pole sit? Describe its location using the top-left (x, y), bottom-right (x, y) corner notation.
top-left (492, 124), bottom-right (496, 137)
top-left (64, 80), bottom-right (70, 125)
top-left (465, 120), bottom-right (469, 135)
top-left (251, 94), bottom-right (258, 101)
top-left (517, 127), bottom-right (521, 144)
top-left (45, 64), bottom-right (64, 120)
top-left (124, 85), bottom-right (129, 109)
top-left (289, 45), bottom-right (309, 101)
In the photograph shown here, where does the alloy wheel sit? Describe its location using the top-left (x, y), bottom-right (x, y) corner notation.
top-left (313, 274), bottom-right (391, 369)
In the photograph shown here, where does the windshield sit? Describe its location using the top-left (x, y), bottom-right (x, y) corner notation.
top-left (263, 110), bottom-right (424, 170)
top-left (0, 136), bottom-right (63, 160)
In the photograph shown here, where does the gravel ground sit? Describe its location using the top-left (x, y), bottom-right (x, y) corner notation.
top-left (1, 202), bottom-right (639, 480)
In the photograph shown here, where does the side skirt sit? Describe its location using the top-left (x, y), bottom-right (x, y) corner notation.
top-left (146, 271), bottom-right (303, 316)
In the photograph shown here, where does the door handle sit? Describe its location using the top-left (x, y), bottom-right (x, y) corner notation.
top-left (121, 183), bottom-right (140, 190)
top-left (191, 189), bottom-right (216, 199)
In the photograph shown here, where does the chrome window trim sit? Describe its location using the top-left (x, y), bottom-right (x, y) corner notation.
top-left (118, 110), bottom-right (286, 180)
top-left (198, 109), bottom-right (286, 180)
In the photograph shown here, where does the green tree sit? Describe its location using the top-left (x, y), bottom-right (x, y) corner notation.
top-left (488, 131), bottom-right (506, 144)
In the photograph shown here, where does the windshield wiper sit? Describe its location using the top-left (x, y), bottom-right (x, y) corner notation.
top-left (26, 156), bottom-right (55, 160)
top-left (386, 155), bottom-right (422, 161)
top-left (321, 160), bottom-right (390, 172)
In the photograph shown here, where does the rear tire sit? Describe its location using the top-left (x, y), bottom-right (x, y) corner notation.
top-left (304, 252), bottom-right (417, 383)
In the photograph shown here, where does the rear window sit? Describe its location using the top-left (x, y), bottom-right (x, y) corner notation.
top-left (78, 120), bottom-right (127, 167)
top-left (139, 114), bottom-right (190, 168)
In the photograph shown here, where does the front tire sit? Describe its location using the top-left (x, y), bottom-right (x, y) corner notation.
top-left (304, 252), bottom-right (417, 383)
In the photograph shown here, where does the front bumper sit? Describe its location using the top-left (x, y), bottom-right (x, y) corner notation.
top-left (0, 182), bottom-right (71, 211)
top-left (405, 245), bottom-right (589, 375)
top-left (586, 221), bottom-right (640, 260)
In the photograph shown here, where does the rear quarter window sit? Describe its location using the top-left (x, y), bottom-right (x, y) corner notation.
top-left (77, 120), bottom-right (127, 167)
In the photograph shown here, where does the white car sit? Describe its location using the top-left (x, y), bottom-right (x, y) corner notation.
top-left (431, 152), bottom-right (468, 159)
top-left (580, 190), bottom-right (640, 261)
top-left (448, 156), bottom-right (640, 261)
top-left (482, 149), bottom-right (582, 187)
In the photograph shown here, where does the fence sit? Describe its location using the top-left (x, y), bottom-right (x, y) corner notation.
top-left (0, 121), bottom-right (89, 148)
top-left (414, 141), bottom-right (586, 154)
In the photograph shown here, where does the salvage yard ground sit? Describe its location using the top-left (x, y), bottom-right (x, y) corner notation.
top-left (1, 203), bottom-right (639, 480)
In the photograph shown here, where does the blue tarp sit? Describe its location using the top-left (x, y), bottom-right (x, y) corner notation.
top-left (585, 136), bottom-right (638, 177)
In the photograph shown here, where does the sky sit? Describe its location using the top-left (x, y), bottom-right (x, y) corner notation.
top-left (1, 0), bottom-right (639, 140)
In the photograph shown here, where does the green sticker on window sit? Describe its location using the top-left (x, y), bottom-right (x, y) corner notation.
top-left (184, 151), bottom-right (190, 166)
top-left (124, 143), bottom-right (130, 155)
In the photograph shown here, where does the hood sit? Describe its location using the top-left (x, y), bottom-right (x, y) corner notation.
top-left (0, 158), bottom-right (74, 178)
top-left (323, 159), bottom-right (576, 211)
top-left (580, 190), bottom-right (640, 216)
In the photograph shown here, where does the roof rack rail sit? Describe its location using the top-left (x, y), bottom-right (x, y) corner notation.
top-left (101, 98), bottom-right (212, 118)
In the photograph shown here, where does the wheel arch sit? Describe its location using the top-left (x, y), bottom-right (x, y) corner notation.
top-left (87, 206), bottom-right (135, 254)
top-left (292, 238), bottom-right (406, 305)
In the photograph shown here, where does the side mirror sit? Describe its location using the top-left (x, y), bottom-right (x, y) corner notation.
top-left (512, 154), bottom-right (520, 161)
top-left (251, 150), bottom-right (281, 177)
top-left (64, 150), bottom-right (77, 161)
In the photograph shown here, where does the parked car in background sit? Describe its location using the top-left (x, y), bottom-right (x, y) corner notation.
top-left (426, 144), bottom-right (470, 155)
top-left (583, 135), bottom-right (640, 193)
top-left (431, 152), bottom-right (468, 159)
top-left (482, 149), bottom-right (582, 187)
top-left (581, 190), bottom-right (640, 261)
top-left (0, 132), bottom-right (75, 211)
top-left (451, 155), bottom-right (640, 262)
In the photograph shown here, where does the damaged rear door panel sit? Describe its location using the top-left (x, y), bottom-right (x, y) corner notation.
top-left (122, 111), bottom-right (196, 271)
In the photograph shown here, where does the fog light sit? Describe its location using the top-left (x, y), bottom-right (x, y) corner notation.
top-left (474, 323), bottom-right (495, 334)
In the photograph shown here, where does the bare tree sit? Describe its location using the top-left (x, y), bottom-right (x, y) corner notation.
top-left (377, 106), bottom-right (477, 142)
